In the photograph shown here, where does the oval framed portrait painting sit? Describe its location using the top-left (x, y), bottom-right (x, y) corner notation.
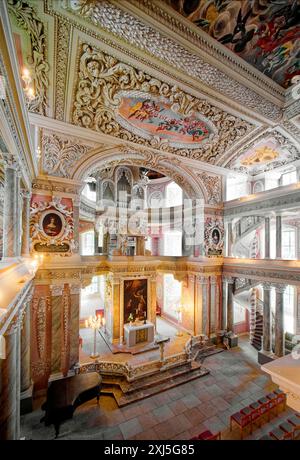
top-left (40, 210), bottom-right (64, 239)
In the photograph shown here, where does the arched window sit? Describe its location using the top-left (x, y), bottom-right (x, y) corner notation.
top-left (80, 231), bottom-right (94, 255)
top-left (281, 169), bottom-right (297, 186)
top-left (163, 274), bottom-right (182, 320)
top-left (82, 183), bottom-right (96, 202)
top-left (165, 182), bottom-right (183, 208)
top-left (162, 230), bottom-right (182, 256)
top-left (282, 227), bottom-right (296, 259)
top-left (226, 176), bottom-right (249, 201)
top-left (284, 286), bottom-right (295, 334)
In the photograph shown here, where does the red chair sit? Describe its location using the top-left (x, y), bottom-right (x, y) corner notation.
top-left (230, 411), bottom-right (252, 439)
top-left (190, 430), bottom-right (221, 440)
top-left (270, 421), bottom-right (294, 440)
top-left (266, 392), bottom-right (279, 417)
top-left (258, 397), bottom-right (272, 423)
top-left (273, 389), bottom-right (286, 412)
top-left (248, 401), bottom-right (263, 429)
top-left (287, 415), bottom-right (300, 439)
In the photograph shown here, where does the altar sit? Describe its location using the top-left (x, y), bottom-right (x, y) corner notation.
top-left (124, 321), bottom-right (155, 347)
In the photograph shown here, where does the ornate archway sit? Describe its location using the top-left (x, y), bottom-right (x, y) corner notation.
top-left (71, 145), bottom-right (207, 202)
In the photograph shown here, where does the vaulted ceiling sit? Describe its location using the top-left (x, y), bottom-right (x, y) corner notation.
top-left (5, 0), bottom-right (300, 179)
top-left (166, 0), bottom-right (300, 88)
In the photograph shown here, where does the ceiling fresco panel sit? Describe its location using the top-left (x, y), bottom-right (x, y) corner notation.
top-left (166, 0), bottom-right (300, 88)
top-left (72, 42), bottom-right (254, 164)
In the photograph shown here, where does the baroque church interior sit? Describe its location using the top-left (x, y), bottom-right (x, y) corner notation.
top-left (1, 0), bottom-right (300, 442)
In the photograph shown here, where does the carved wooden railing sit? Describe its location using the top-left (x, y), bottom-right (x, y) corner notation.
top-left (74, 334), bottom-right (208, 382)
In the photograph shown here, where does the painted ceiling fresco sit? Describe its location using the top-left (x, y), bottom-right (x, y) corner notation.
top-left (167, 0), bottom-right (300, 88)
top-left (230, 134), bottom-right (299, 175)
top-left (116, 93), bottom-right (215, 148)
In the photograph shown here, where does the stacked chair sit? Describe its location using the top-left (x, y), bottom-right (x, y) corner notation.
top-left (230, 389), bottom-right (287, 439)
top-left (190, 430), bottom-right (221, 440)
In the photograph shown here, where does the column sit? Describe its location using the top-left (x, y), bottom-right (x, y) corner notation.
top-left (296, 227), bottom-right (300, 260)
top-left (276, 214), bottom-right (282, 259)
top-left (226, 277), bottom-right (234, 332)
top-left (150, 276), bottom-right (157, 329)
top-left (210, 276), bottom-right (217, 337)
top-left (262, 283), bottom-right (272, 353)
top-left (112, 278), bottom-right (121, 343)
top-left (227, 221), bottom-right (233, 256)
top-left (0, 324), bottom-right (18, 440)
top-left (94, 228), bottom-right (99, 255)
top-left (194, 275), bottom-right (202, 335)
top-left (69, 285), bottom-right (80, 369)
top-left (182, 231), bottom-right (193, 257)
top-left (20, 301), bottom-right (32, 413)
top-left (264, 216), bottom-right (270, 259)
top-left (274, 284), bottom-right (286, 357)
top-left (50, 285), bottom-right (63, 376)
top-left (21, 190), bottom-right (31, 256)
top-left (15, 323), bottom-right (21, 439)
top-left (296, 166), bottom-right (300, 183)
top-left (72, 196), bottom-right (80, 254)
top-left (2, 156), bottom-right (20, 258)
top-left (221, 278), bottom-right (227, 331)
top-left (296, 287), bottom-right (300, 336)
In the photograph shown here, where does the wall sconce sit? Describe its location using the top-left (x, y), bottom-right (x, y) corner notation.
top-left (21, 67), bottom-right (35, 101)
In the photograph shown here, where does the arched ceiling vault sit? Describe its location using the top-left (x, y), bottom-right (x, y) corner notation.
top-left (4, 0), bottom-right (300, 178)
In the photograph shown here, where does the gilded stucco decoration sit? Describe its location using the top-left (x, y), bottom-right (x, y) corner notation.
top-left (8, 0), bottom-right (50, 115)
top-left (227, 130), bottom-right (300, 175)
top-left (30, 196), bottom-right (78, 254)
top-left (197, 172), bottom-right (222, 205)
top-left (72, 43), bottom-right (253, 163)
top-left (80, 147), bottom-right (200, 199)
top-left (61, 0), bottom-right (282, 121)
top-left (42, 130), bottom-right (95, 178)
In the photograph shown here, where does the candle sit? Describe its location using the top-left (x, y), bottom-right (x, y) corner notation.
top-left (85, 319), bottom-right (88, 328)
top-left (102, 317), bottom-right (106, 326)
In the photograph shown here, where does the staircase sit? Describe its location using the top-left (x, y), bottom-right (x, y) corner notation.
top-left (232, 216), bottom-right (263, 258)
top-left (75, 336), bottom-right (223, 407)
top-left (250, 296), bottom-right (263, 351)
top-left (285, 332), bottom-right (300, 355)
top-left (101, 360), bottom-right (209, 407)
top-left (251, 310), bottom-right (263, 350)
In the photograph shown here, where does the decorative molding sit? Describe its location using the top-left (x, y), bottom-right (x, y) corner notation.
top-left (30, 195), bottom-right (78, 254)
top-left (50, 284), bottom-right (64, 296)
top-left (226, 130), bottom-right (300, 176)
top-left (54, 18), bottom-right (71, 120)
top-left (197, 172), bottom-right (221, 205)
top-left (32, 295), bottom-right (50, 360)
top-left (8, 0), bottom-right (50, 115)
top-left (61, 0), bottom-right (282, 121)
top-left (72, 42), bottom-right (253, 164)
top-left (42, 130), bottom-right (92, 178)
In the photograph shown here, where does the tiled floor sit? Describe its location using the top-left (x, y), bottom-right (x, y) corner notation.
top-left (21, 337), bottom-right (299, 440)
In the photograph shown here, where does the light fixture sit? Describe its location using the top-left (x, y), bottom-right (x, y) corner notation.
top-left (175, 306), bottom-right (183, 337)
top-left (21, 67), bottom-right (35, 101)
top-left (85, 315), bottom-right (102, 359)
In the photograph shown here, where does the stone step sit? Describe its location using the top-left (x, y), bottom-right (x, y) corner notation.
top-left (101, 364), bottom-right (210, 407)
top-left (102, 361), bottom-right (196, 394)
